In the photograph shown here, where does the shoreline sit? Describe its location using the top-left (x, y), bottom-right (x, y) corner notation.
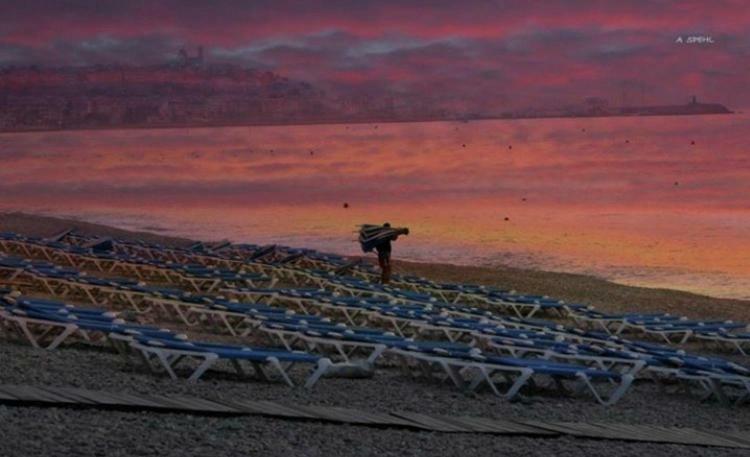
top-left (2, 210), bottom-right (748, 321)
top-left (0, 109), bottom-right (734, 136)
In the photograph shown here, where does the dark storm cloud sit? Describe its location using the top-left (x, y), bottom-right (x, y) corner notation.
top-left (0, 0), bottom-right (748, 107)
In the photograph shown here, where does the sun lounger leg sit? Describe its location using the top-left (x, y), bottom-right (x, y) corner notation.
top-left (151, 351), bottom-right (180, 380)
top-left (267, 357), bottom-right (295, 387)
top-left (366, 345), bottom-right (386, 364)
top-left (187, 354), bottom-right (218, 382)
top-left (304, 358), bottom-right (333, 389)
top-left (15, 321), bottom-right (42, 348)
top-left (578, 373), bottom-right (634, 406)
top-left (438, 361), bottom-right (466, 390)
top-left (46, 325), bottom-right (78, 350)
top-left (476, 367), bottom-right (533, 400)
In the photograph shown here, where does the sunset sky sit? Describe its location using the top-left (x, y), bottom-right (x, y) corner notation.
top-left (1, 0), bottom-right (749, 110)
top-left (1, 1), bottom-right (749, 298)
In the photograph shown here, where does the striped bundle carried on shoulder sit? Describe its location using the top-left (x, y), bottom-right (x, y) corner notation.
top-left (358, 224), bottom-right (409, 253)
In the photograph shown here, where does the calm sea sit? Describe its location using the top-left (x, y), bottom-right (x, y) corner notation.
top-left (2, 113), bottom-right (749, 299)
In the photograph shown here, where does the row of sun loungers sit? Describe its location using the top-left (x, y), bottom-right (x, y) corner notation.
top-left (569, 307), bottom-right (750, 350)
top-left (0, 233), bottom-right (582, 321)
top-left (6, 286), bottom-right (750, 406)
top-left (1, 231), bottom-right (749, 406)
top-left (3, 232), bottom-right (748, 359)
top-left (2, 234), bottom-right (749, 363)
top-left (0, 291), bottom-right (334, 387)
top-left (3, 263), bottom-right (749, 406)
top-left (0, 290), bottom-right (638, 405)
top-left (60, 231), bottom-right (361, 280)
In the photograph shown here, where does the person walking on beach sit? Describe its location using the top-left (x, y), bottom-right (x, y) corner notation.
top-left (375, 224), bottom-right (395, 284)
top-left (359, 222), bottom-right (409, 284)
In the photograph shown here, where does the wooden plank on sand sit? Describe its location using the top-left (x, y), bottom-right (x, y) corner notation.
top-left (227, 400), bottom-right (320, 419)
top-left (389, 412), bottom-right (473, 432)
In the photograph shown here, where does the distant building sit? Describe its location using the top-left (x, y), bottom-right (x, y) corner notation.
top-left (584, 97), bottom-right (610, 115)
top-left (178, 46), bottom-right (204, 67)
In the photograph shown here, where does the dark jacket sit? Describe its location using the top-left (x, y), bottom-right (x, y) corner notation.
top-left (375, 239), bottom-right (392, 257)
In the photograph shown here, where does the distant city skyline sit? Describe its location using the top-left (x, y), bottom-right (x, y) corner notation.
top-left (1, 0), bottom-right (748, 111)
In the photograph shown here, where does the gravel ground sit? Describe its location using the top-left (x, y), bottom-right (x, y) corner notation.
top-left (1, 406), bottom-right (748, 457)
top-left (1, 342), bottom-right (749, 431)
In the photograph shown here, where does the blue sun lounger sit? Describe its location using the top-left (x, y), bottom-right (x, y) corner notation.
top-left (259, 320), bottom-right (397, 363)
top-left (1, 294), bottom-right (178, 349)
top-left (128, 335), bottom-right (333, 387)
top-left (381, 339), bottom-right (633, 405)
top-left (693, 329), bottom-right (750, 355)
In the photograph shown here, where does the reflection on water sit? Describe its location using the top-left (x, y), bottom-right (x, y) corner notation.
top-left (1, 114), bottom-right (749, 299)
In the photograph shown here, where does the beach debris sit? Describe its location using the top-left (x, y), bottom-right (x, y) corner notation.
top-left (504, 217), bottom-right (510, 221)
top-left (462, 144), bottom-right (466, 148)
top-left (581, 128), bottom-right (586, 132)
top-left (690, 140), bottom-right (696, 145)
top-left (323, 360), bottom-right (375, 378)
top-left (521, 198), bottom-right (527, 202)
top-left (343, 202), bottom-right (349, 208)
top-left (310, 150), bottom-right (314, 156)
top-left (508, 145), bottom-right (512, 150)
top-left (83, 237), bottom-right (114, 252)
top-left (674, 181), bottom-right (679, 186)
top-left (625, 139), bottom-right (630, 144)
top-left (44, 228), bottom-right (74, 243)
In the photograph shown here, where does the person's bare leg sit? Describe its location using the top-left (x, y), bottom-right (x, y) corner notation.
top-left (382, 255), bottom-right (392, 284)
top-left (378, 255), bottom-right (387, 284)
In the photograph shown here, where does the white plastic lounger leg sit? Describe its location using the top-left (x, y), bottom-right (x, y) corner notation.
top-left (703, 378), bottom-right (729, 405)
top-left (524, 305), bottom-right (540, 319)
top-left (330, 343), bottom-right (350, 362)
top-left (151, 350), bottom-right (180, 380)
top-left (131, 350), bottom-right (177, 379)
top-left (218, 314), bottom-right (238, 336)
top-left (187, 354), bottom-right (220, 382)
top-left (136, 350), bottom-right (162, 374)
top-left (268, 357), bottom-right (295, 387)
top-left (45, 325), bottom-right (78, 350)
top-left (577, 372), bottom-right (634, 406)
top-left (15, 321), bottom-right (42, 348)
top-left (304, 358), bottom-right (333, 389)
top-left (438, 361), bottom-right (466, 389)
top-left (366, 345), bottom-right (386, 364)
top-left (250, 362), bottom-right (271, 381)
top-left (272, 332), bottom-right (295, 351)
top-left (467, 367), bottom-right (492, 392)
top-left (497, 368), bottom-right (533, 399)
top-left (738, 341), bottom-right (748, 356)
top-left (18, 320), bottom-right (77, 350)
top-left (230, 359), bottom-right (248, 377)
top-left (471, 366), bottom-right (533, 400)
